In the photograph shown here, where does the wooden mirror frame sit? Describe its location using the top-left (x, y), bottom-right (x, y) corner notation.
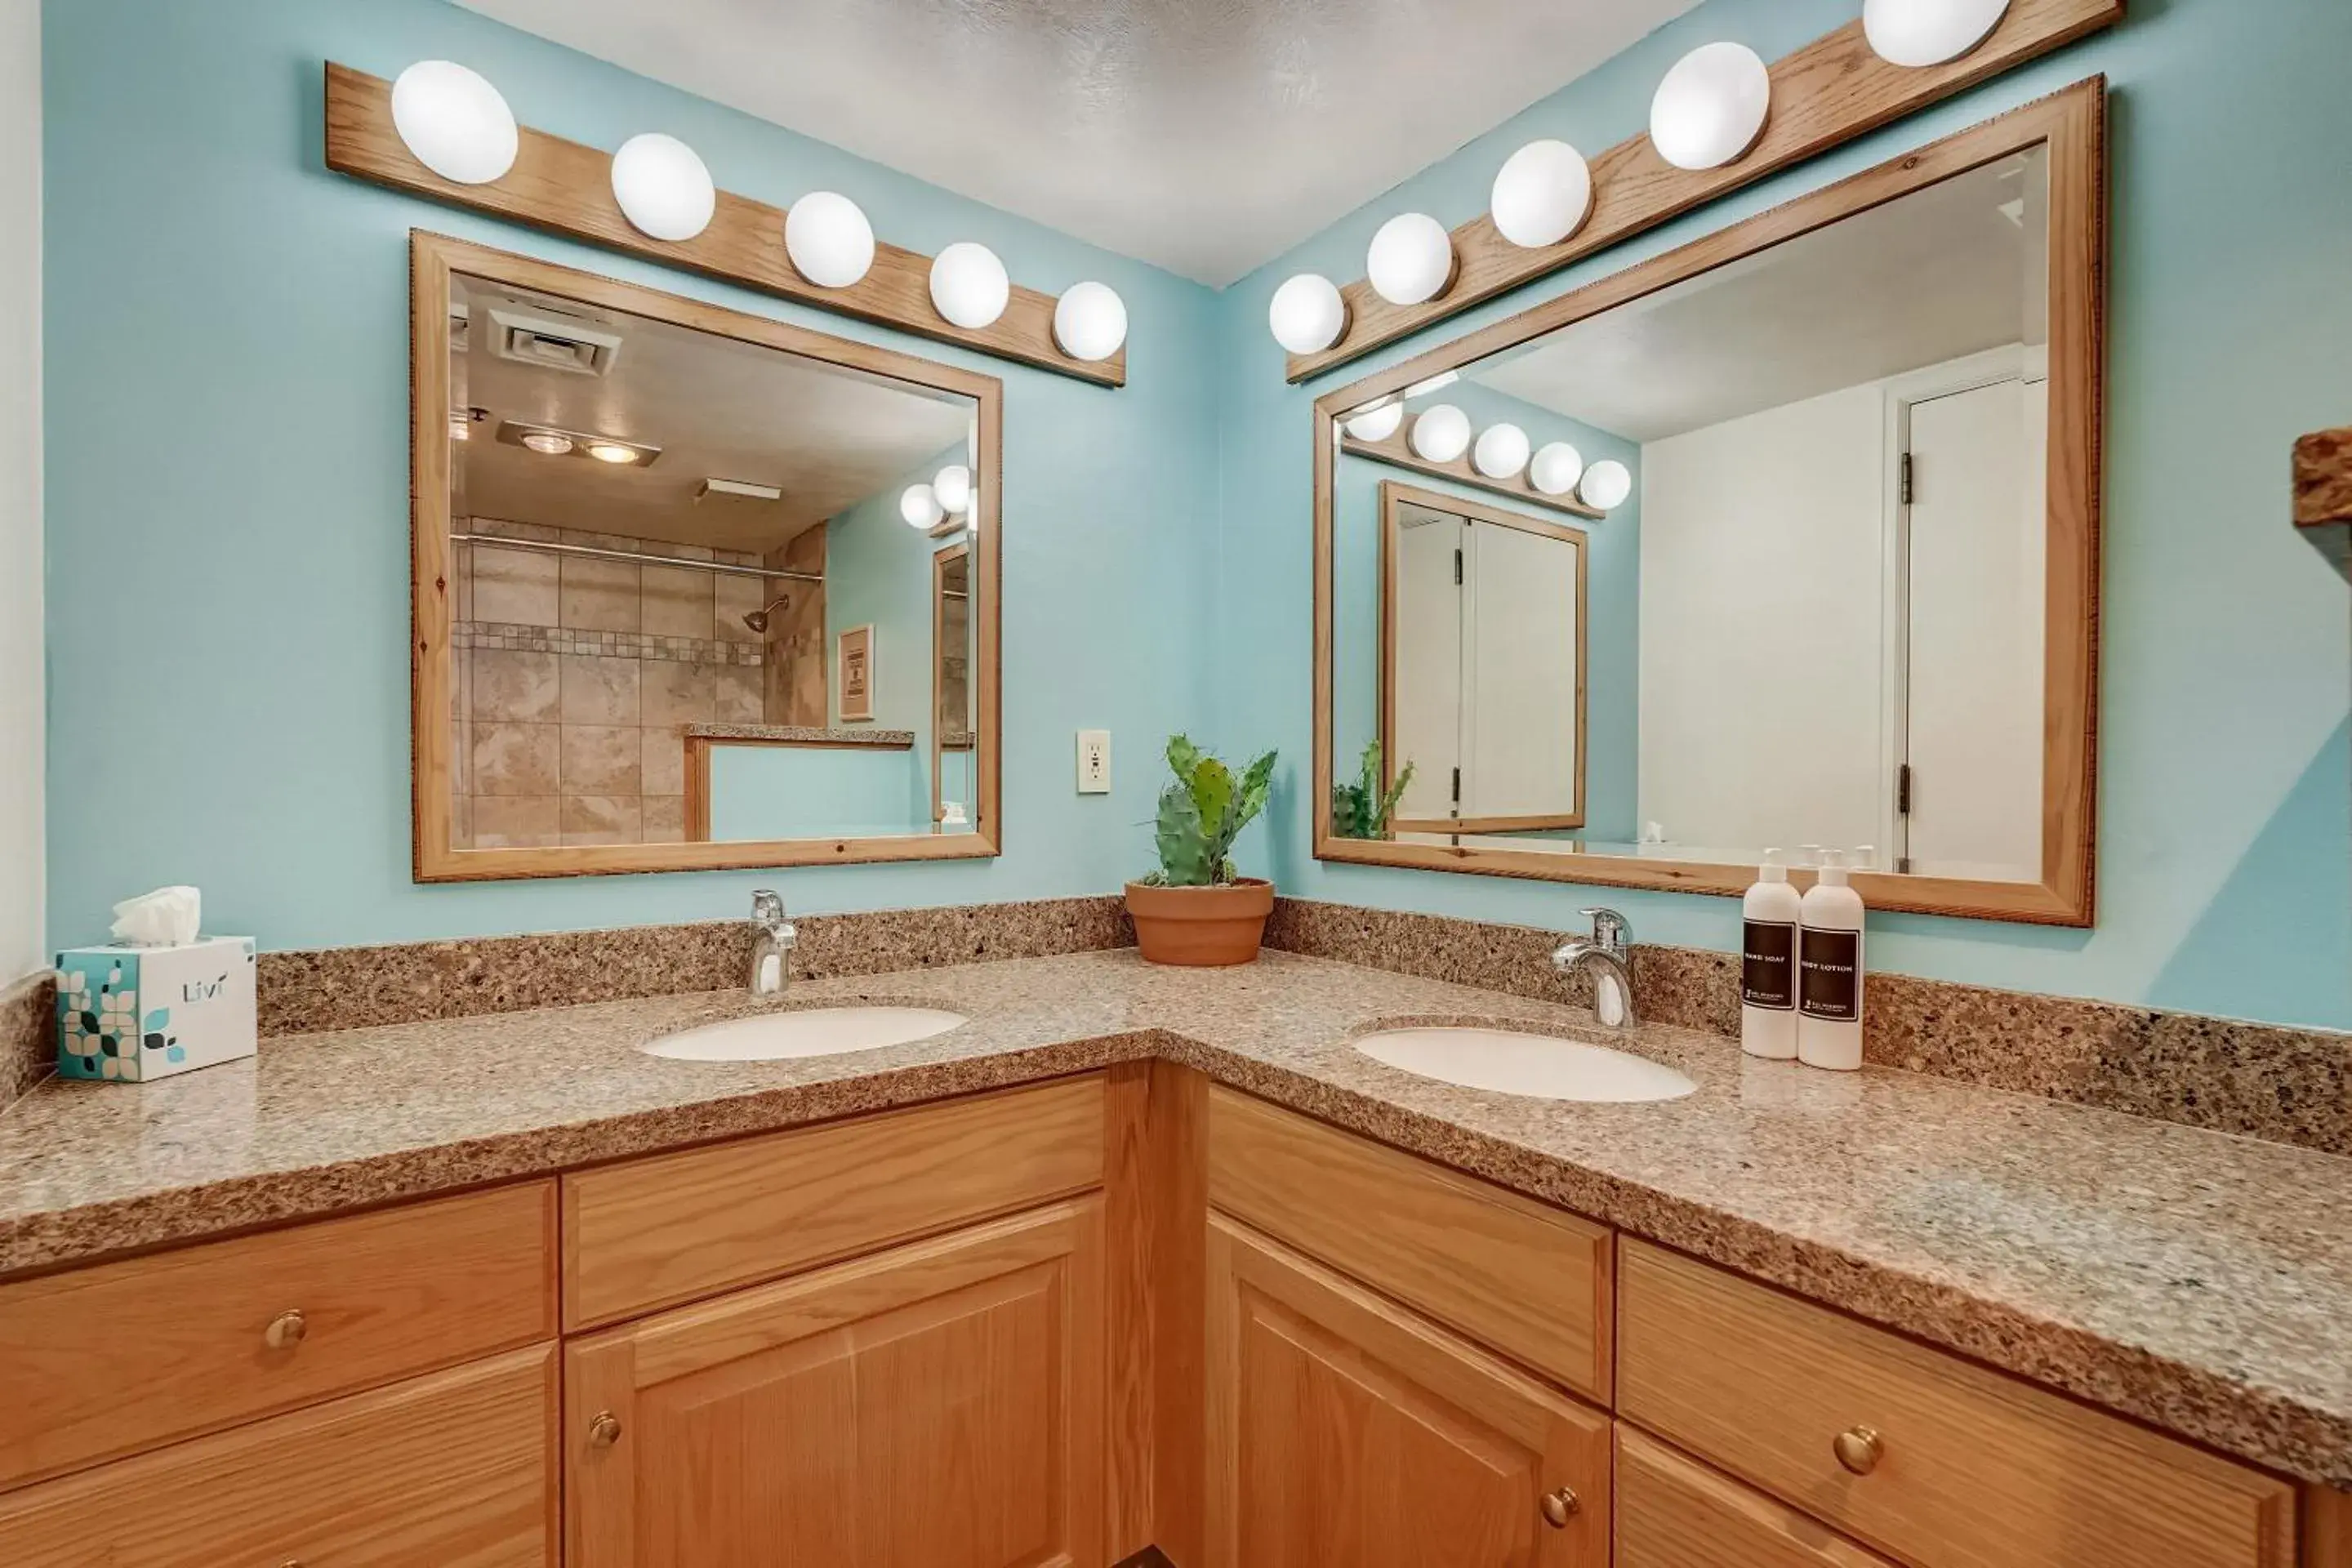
top-left (411, 231), bottom-right (1003, 882)
top-left (1312, 80), bottom-right (2105, 926)
top-left (930, 541), bottom-right (973, 828)
top-left (1379, 480), bottom-right (1589, 835)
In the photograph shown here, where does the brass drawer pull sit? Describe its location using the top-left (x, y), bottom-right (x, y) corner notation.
top-left (264, 1309), bottom-right (307, 1350)
top-left (1833, 1425), bottom-right (1885, 1476)
top-left (588, 1410), bottom-right (624, 1447)
top-left (1539, 1486), bottom-right (1579, 1528)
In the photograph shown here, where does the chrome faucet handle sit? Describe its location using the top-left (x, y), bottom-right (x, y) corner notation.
top-left (1579, 907), bottom-right (1630, 956)
top-left (751, 889), bottom-right (785, 927)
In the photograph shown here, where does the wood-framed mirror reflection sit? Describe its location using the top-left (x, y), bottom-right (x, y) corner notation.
top-left (931, 541), bottom-right (973, 829)
top-left (1312, 81), bottom-right (2105, 925)
top-left (1379, 481), bottom-right (1588, 835)
top-left (411, 232), bottom-right (1001, 881)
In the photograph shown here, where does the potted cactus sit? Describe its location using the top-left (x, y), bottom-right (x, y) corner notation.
top-left (1125, 735), bottom-right (1277, 965)
top-left (1331, 740), bottom-right (1414, 840)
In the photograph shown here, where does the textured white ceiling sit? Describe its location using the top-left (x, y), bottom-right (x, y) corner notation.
top-left (1476, 152), bottom-right (2045, 442)
top-left (454, 0), bottom-right (1702, 286)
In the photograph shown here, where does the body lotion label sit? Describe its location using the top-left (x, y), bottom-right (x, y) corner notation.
top-left (1741, 920), bottom-right (1797, 1010)
top-left (1799, 929), bottom-right (1861, 1023)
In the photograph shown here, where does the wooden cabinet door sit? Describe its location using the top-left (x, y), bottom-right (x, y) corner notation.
top-left (568, 1197), bottom-right (1105, 1568)
top-left (0, 1345), bottom-right (556, 1567)
top-left (1204, 1211), bottom-right (1610, 1568)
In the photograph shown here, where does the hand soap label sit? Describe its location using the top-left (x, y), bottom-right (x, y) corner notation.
top-left (1798, 929), bottom-right (1861, 1022)
top-left (1741, 920), bottom-right (1797, 1010)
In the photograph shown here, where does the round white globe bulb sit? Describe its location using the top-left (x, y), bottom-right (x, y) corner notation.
top-left (1579, 458), bottom-right (1633, 511)
top-left (783, 191), bottom-right (875, 287)
top-left (933, 465), bottom-right (973, 516)
top-left (929, 243), bottom-right (1010, 330)
top-left (1529, 442), bottom-right (1586, 497)
top-left (1366, 212), bottom-right (1455, 306)
top-left (390, 61), bottom-right (517, 185)
top-left (1490, 140), bottom-right (1593, 249)
top-left (1268, 274), bottom-right (1348, 355)
top-left (1053, 281), bottom-right (1128, 362)
top-left (1344, 403), bottom-right (1404, 443)
top-left (900, 484), bottom-right (945, 530)
top-left (1864, 0), bottom-right (2011, 66)
top-left (610, 133), bottom-right (715, 241)
top-left (1472, 423), bottom-right (1531, 480)
top-left (1409, 404), bottom-right (1472, 466)
top-left (1650, 42), bottom-right (1772, 172)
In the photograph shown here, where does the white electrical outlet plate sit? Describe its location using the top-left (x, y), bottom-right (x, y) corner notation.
top-left (1077, 730), bottom-right (1111, 794)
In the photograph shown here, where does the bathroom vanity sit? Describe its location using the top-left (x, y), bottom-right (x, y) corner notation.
top-left (0, 947), bottom-right (2344, 1567)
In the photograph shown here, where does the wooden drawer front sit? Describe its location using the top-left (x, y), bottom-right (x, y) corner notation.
top-left (564, 1076), bottom-right (1107, 1327)
top-left (0, 1343), bottom-right (556, 1566)
top-left (0, 1181), bottom-right (556, 1491)
top-left (567, 1199), bottom-right (1106, 1568)
top-left (1618, 1241), bottom-right (2296, 1568)
top-left (1205, 1085), bottom-right (1613, 1400)
top-left (1618, 1425), bottom-right (1897, 1568)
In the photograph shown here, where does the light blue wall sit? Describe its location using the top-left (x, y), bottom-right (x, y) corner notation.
top-left (1209, 0), bottom-right (2352, 1029)
top-left (40, 0), bottom-right (2352, 1029)
top-left (1330, 384), bottom-right (1641, 841)
top-left (42, 0), bottom-right (1219, 949)
top-left (707, 744), bottom-right (920, 842)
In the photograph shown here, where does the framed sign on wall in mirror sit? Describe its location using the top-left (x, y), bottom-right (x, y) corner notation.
top-left (1312, 81), bottom-right (2106, 926)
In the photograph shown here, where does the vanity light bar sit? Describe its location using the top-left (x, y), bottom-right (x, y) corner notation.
top-left (1273, 0), bottom-right (2121, 381)
top-left (329, 63), bottom-right (1127, 387)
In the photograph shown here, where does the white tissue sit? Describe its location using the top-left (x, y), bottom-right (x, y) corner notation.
top-left (109, 886), bottom-right (203, 947)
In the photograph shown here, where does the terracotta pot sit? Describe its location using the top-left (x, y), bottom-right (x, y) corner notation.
top-left (1124, 878), bottom-right (1275, 967)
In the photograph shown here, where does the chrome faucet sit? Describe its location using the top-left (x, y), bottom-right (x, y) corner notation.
top-left (749, 889), bottom-right (796, 997)
top-left (1552, 907), bottom-right (1638, 1028)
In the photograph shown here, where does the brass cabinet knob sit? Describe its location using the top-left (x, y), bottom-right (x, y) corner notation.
top-left (264, 1310), bottom-right (307, 1350)
top-left (587, 1410), bottom-right (624, 1448)
top-left (1539, 1486), bottom-right (1580, 1528)
top-left (1833, 1425), bottom-right (1885, 1476)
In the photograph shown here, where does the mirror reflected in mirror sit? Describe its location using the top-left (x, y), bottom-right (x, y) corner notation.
top-left (413, 236), bottom-right (1000, 878)
top-left (1318, 88), bottom-right (2101, 924)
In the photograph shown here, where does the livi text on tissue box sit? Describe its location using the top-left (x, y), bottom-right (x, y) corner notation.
top-left (54, 937), bottom-right (258, 1082)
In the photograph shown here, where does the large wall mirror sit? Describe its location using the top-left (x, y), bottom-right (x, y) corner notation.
top-left (1315, 82), bottom-right (2104, 924)
top-left (411, 234), bottom-right (1000, 880)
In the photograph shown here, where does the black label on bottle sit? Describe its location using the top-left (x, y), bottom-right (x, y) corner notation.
top-left (1741, 920), bottom-right (1797, 1010)
top-left (1799, 928), bottom-right (1862, 1022)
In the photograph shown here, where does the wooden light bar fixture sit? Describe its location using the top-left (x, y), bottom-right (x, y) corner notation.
top-left (1339, 430), bottom-right (1604, 522)
top-left (1284, 0), bottom-right (2123, 383)
top-left (323, 63), bottom-right (1125, 389)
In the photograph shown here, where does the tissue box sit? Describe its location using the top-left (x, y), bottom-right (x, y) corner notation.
top-left (54, 937), bottom-right (257, 1082)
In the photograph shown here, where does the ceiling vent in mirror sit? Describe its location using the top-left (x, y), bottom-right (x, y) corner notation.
top-left (487, 306), bottom-right (623, 376)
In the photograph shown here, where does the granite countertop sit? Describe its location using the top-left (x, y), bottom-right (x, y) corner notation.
top-left (687, 724), bottom-right (915, 747)
top-left (2, 948), bottom-right (2347, 1488)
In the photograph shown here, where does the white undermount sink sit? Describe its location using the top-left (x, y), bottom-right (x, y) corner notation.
top-left (1354, 1026), bottom-right (1695, 1103)
top-left (641, 1006), bottom-right (967, 1062)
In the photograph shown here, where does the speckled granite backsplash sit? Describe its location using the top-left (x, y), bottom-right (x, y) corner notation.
top-left (0, 970), bottom-right (51, 1110)
top-left (1264, 898), bottom-right (2352, 1157)
top-left (254, 894), bottom-right (1132, 1037)
top-left (27, 889), bottom-right (2338, 1156)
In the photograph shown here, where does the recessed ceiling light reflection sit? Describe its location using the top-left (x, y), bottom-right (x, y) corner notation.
top-left (586, 442), bottom-right (643, 464)
top-left (520, 431), bottom-right (574, 457)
